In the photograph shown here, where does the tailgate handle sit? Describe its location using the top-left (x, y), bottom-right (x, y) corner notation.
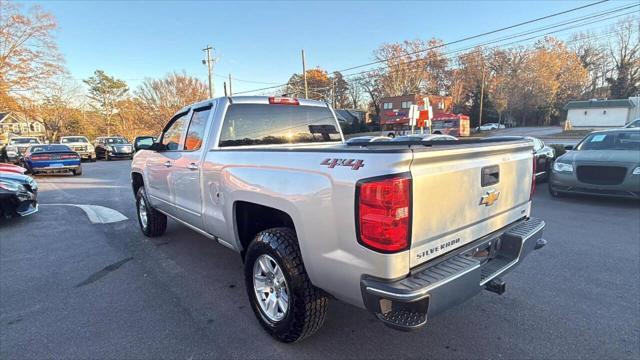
top-left (481, 165), bottom-right (500, 187)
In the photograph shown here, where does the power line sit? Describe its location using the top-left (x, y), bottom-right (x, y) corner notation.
top-left (234, 0), bottom-right (621, 95)
top-left (339, 6), bottom-right (637, 82)
top-left (336, 0), bottom-right (612, 73)
top-left (235, 3), bottom-right (632, 95)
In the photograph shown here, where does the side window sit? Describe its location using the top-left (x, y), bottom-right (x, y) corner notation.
top-left (161, 113), bottom-right (188, 150)
top-left (184, 107), bottom-right (211, 151)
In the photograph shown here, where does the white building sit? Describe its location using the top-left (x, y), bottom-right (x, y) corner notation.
top-left (563, 97), bottom-right (640, 129)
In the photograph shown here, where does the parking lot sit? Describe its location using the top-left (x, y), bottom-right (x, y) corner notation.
top-left (1, 160), bottom-right (639, 359)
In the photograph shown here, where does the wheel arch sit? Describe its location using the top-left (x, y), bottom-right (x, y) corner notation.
top-left (131, 171), bottom-right (144, 196)
top-left (234, 200), bottom-right (297, 258)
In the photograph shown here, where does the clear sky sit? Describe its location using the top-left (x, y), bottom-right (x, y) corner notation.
top-left (22, 0), bottom-right (636, 95)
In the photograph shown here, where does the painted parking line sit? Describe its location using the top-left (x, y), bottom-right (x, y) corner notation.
top-left (40, 204), bottom-right (128, 224)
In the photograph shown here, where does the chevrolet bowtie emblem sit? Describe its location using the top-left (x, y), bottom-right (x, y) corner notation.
top-left (480, 190), bottom-right (500, 206)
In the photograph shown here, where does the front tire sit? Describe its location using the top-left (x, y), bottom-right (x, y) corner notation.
top-left (244, 227), bottom-right (329, 343)
top-left (548, 183), bottom-right (561, 197)
top-left (136, 187), bottom-right (167, 237)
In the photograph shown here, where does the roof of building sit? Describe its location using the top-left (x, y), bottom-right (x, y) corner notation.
top-left (563, 99), bottom-right (634, 110)
top-left (0, 112), bottom-right (10, 122)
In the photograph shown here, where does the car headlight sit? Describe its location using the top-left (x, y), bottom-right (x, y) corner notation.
top-left (553, 162), bottom-right (574, 173)
top-left (88, 144), bottom-right (94, 151)
top-left (0, 179), bottom-right (24, 192)
top-left (6, 145), bottom-right (16, 152)
top-left (632, 166), bottom-right (640, 175)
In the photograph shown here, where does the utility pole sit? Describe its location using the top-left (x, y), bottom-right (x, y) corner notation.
top-left (223, 82), bottom-right (228, 97)
top-left (332, 79), bottom-right (336, 108)
top-left (202, 45), bottom-right (214, 98)
top-left (301, 49), bottom-right (308, 98)
top-left (478, 56), bottom-right (486, 127)
top-left (228, 73), bottom-right (233, 96)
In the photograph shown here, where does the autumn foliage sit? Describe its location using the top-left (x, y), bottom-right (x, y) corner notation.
top-left (1, 0), bottom-right (638, 139)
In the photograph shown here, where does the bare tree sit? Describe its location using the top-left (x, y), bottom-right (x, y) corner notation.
top-left (347, 78), bottom-right (362, 109)
top-left (0, 1), bottom-right (65, 98)
top-left (606, 17), bottom-right (639, 98)
top-left (374, 39), bottom-right (449, 97)
top-left (136, 71), bottom-right (208, 121)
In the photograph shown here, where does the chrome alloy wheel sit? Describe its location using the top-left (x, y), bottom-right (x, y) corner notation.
top-left (253, 254), bottom-right (289, 322)
top-left (138, 196), bottom-right (148, 229)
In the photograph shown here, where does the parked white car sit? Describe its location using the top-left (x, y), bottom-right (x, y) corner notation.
top-left (59, 136), bottom-right (96, 162)
top-left (477, 123), bottom-right (505, 131)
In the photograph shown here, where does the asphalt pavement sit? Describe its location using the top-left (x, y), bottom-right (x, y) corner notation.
top-left (1, 161), bottom-right (639, 359)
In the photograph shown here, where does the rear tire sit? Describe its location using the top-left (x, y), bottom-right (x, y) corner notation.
top-left (72, 166), bottom-right (82, 176)
top-left (136, 187), bottom-right (167, 237)
top-left (244, 227), bottom-right (329, 343)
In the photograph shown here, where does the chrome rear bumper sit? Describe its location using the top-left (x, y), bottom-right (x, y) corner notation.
top-left (361, 217), bottom-right (546, 330)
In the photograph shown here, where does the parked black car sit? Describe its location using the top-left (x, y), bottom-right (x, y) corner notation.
top-left (484, 136), bottom-right (555, 181)
top-left (0, 171), bottom-right (38, 219)
top-left (93, 137), bottom-right (134, 160)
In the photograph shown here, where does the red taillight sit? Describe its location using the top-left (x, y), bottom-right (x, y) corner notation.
top-left (60, 154), bottom-right (79, 160)
top-left (530, 156), bottom-right (536, 200)
top-left (268, 96), bottom-right (299, 105)
top-left (31, 154), bottom-right (51, 161)
top-left (357, 174), bottom-right (411, 253)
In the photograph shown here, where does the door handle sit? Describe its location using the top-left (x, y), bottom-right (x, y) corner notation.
top-left (164, 161), bottom-right (172, 168)
top-left (187, 163), bottom-right (199, 171)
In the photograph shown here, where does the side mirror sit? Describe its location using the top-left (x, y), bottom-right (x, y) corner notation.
top-left (564, 145), bottom-right (574, 151)
top-left (134, 136), bottom-right (157, 151)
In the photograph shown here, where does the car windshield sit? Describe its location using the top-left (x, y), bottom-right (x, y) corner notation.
top-left (577, 131), bottom-right (640, 151)
top-left (626, 120), bottom-right (640, 128)
top-left (61, 137), bottom-right (88, 143)
top-left (105, 137), bottom-right (127, 144)
top-left (10, 138), bottom-right (38, 144)
top-left (30, 145), bottom-right (71, 153)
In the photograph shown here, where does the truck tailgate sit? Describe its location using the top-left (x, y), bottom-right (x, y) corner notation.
top-left (409, 141), bottom-right (534, 267)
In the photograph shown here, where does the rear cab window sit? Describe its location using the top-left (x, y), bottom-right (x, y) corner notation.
top-left (184, 107), bottom-right (211, 151)
top-left (218, 104), bottom-right (341, 147)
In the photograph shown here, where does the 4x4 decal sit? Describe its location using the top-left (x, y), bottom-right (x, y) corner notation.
top-left (320, 158), bottom-right (365, 170)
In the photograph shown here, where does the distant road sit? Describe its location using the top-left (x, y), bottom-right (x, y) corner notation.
top-left (489, 126), bottom-right (562, 137)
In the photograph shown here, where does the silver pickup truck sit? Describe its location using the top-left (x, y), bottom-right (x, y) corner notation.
top-left (131, 96), bottom-right (546, 342)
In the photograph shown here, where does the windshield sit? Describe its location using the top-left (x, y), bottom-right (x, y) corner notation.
top-left (10, 138), bottom-right (38, 144)
top-left (577, 131), bottom-right (640, 151)
top-left (105, 137), bottom-right (127, 144)
top-left (61, 137), bottom-right (88, 143)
